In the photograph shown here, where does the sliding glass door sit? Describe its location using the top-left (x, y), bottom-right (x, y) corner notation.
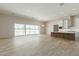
top-left (26, 24), bottom-right (30, 35)
top-left (15, 24), bottom-right (25, 36)
top-left (15, 24), bottom-right (40, 36)
top-left (35, 25), bottom-right (40, 34)
top-left (26, 25), bottom-right (40, 35)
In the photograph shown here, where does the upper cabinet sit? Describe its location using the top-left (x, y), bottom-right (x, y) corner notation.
top-left (63, 16), bottom-right (75, 29)
top-left (68, 16), bottom-right (75, 27)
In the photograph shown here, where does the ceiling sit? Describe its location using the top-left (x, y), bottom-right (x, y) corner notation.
top-left (0, 3), bottom-right (79, 21)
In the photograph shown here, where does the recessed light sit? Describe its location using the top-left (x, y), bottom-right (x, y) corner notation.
top-left (72, 8), bottom-right (76, 11)
top-left (41, 25), bottom-right (45, 27)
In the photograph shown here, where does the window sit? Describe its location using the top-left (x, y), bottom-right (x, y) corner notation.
top-left (26, 24), bottom-right (40, 35)
top-left (26, 24), bottom-right (30, 35)
top-left (63, 20), bottom-right (68, 29)
top-left (15, 24), bottom-right (40, 36)
top-left (15, 24), bottom-right (25, 36)
top-left (35, 25), bottom-right (40, 34)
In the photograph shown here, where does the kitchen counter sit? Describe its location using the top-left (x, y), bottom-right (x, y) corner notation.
top-left (53, 31), bottom-right (75, 33)
top-left (51, 31), bottom-right (75, 40)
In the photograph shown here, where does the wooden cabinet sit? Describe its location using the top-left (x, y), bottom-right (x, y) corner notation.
top-left (51, 32), bottom-right (75, 40)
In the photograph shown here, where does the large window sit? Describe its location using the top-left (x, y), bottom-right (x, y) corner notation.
top-left (15, 24), bottom-right (25, 36)
top-left (15, 24), bottom-right (40, 36)
top-left (26, 25), bottom-right (40, 35)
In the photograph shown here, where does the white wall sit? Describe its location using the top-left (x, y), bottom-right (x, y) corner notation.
top-left (69, 16), bottom-right (79, 31)
top-left (0, 14), bottom-right (45, 38)
top-left (72, 16), bottom-right (79, 27)
top-left (46, 20), bottom-right (63, 34)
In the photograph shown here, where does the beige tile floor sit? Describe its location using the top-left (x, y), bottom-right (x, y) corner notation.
top-left (0, 35), bottom-right (79, 56)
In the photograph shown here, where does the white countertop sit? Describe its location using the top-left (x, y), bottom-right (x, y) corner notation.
top-left (53, 31), bottom-right (75, 33)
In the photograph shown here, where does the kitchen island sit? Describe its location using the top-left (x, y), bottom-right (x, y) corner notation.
top-left (51, 31), bottom-right (75, 40)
